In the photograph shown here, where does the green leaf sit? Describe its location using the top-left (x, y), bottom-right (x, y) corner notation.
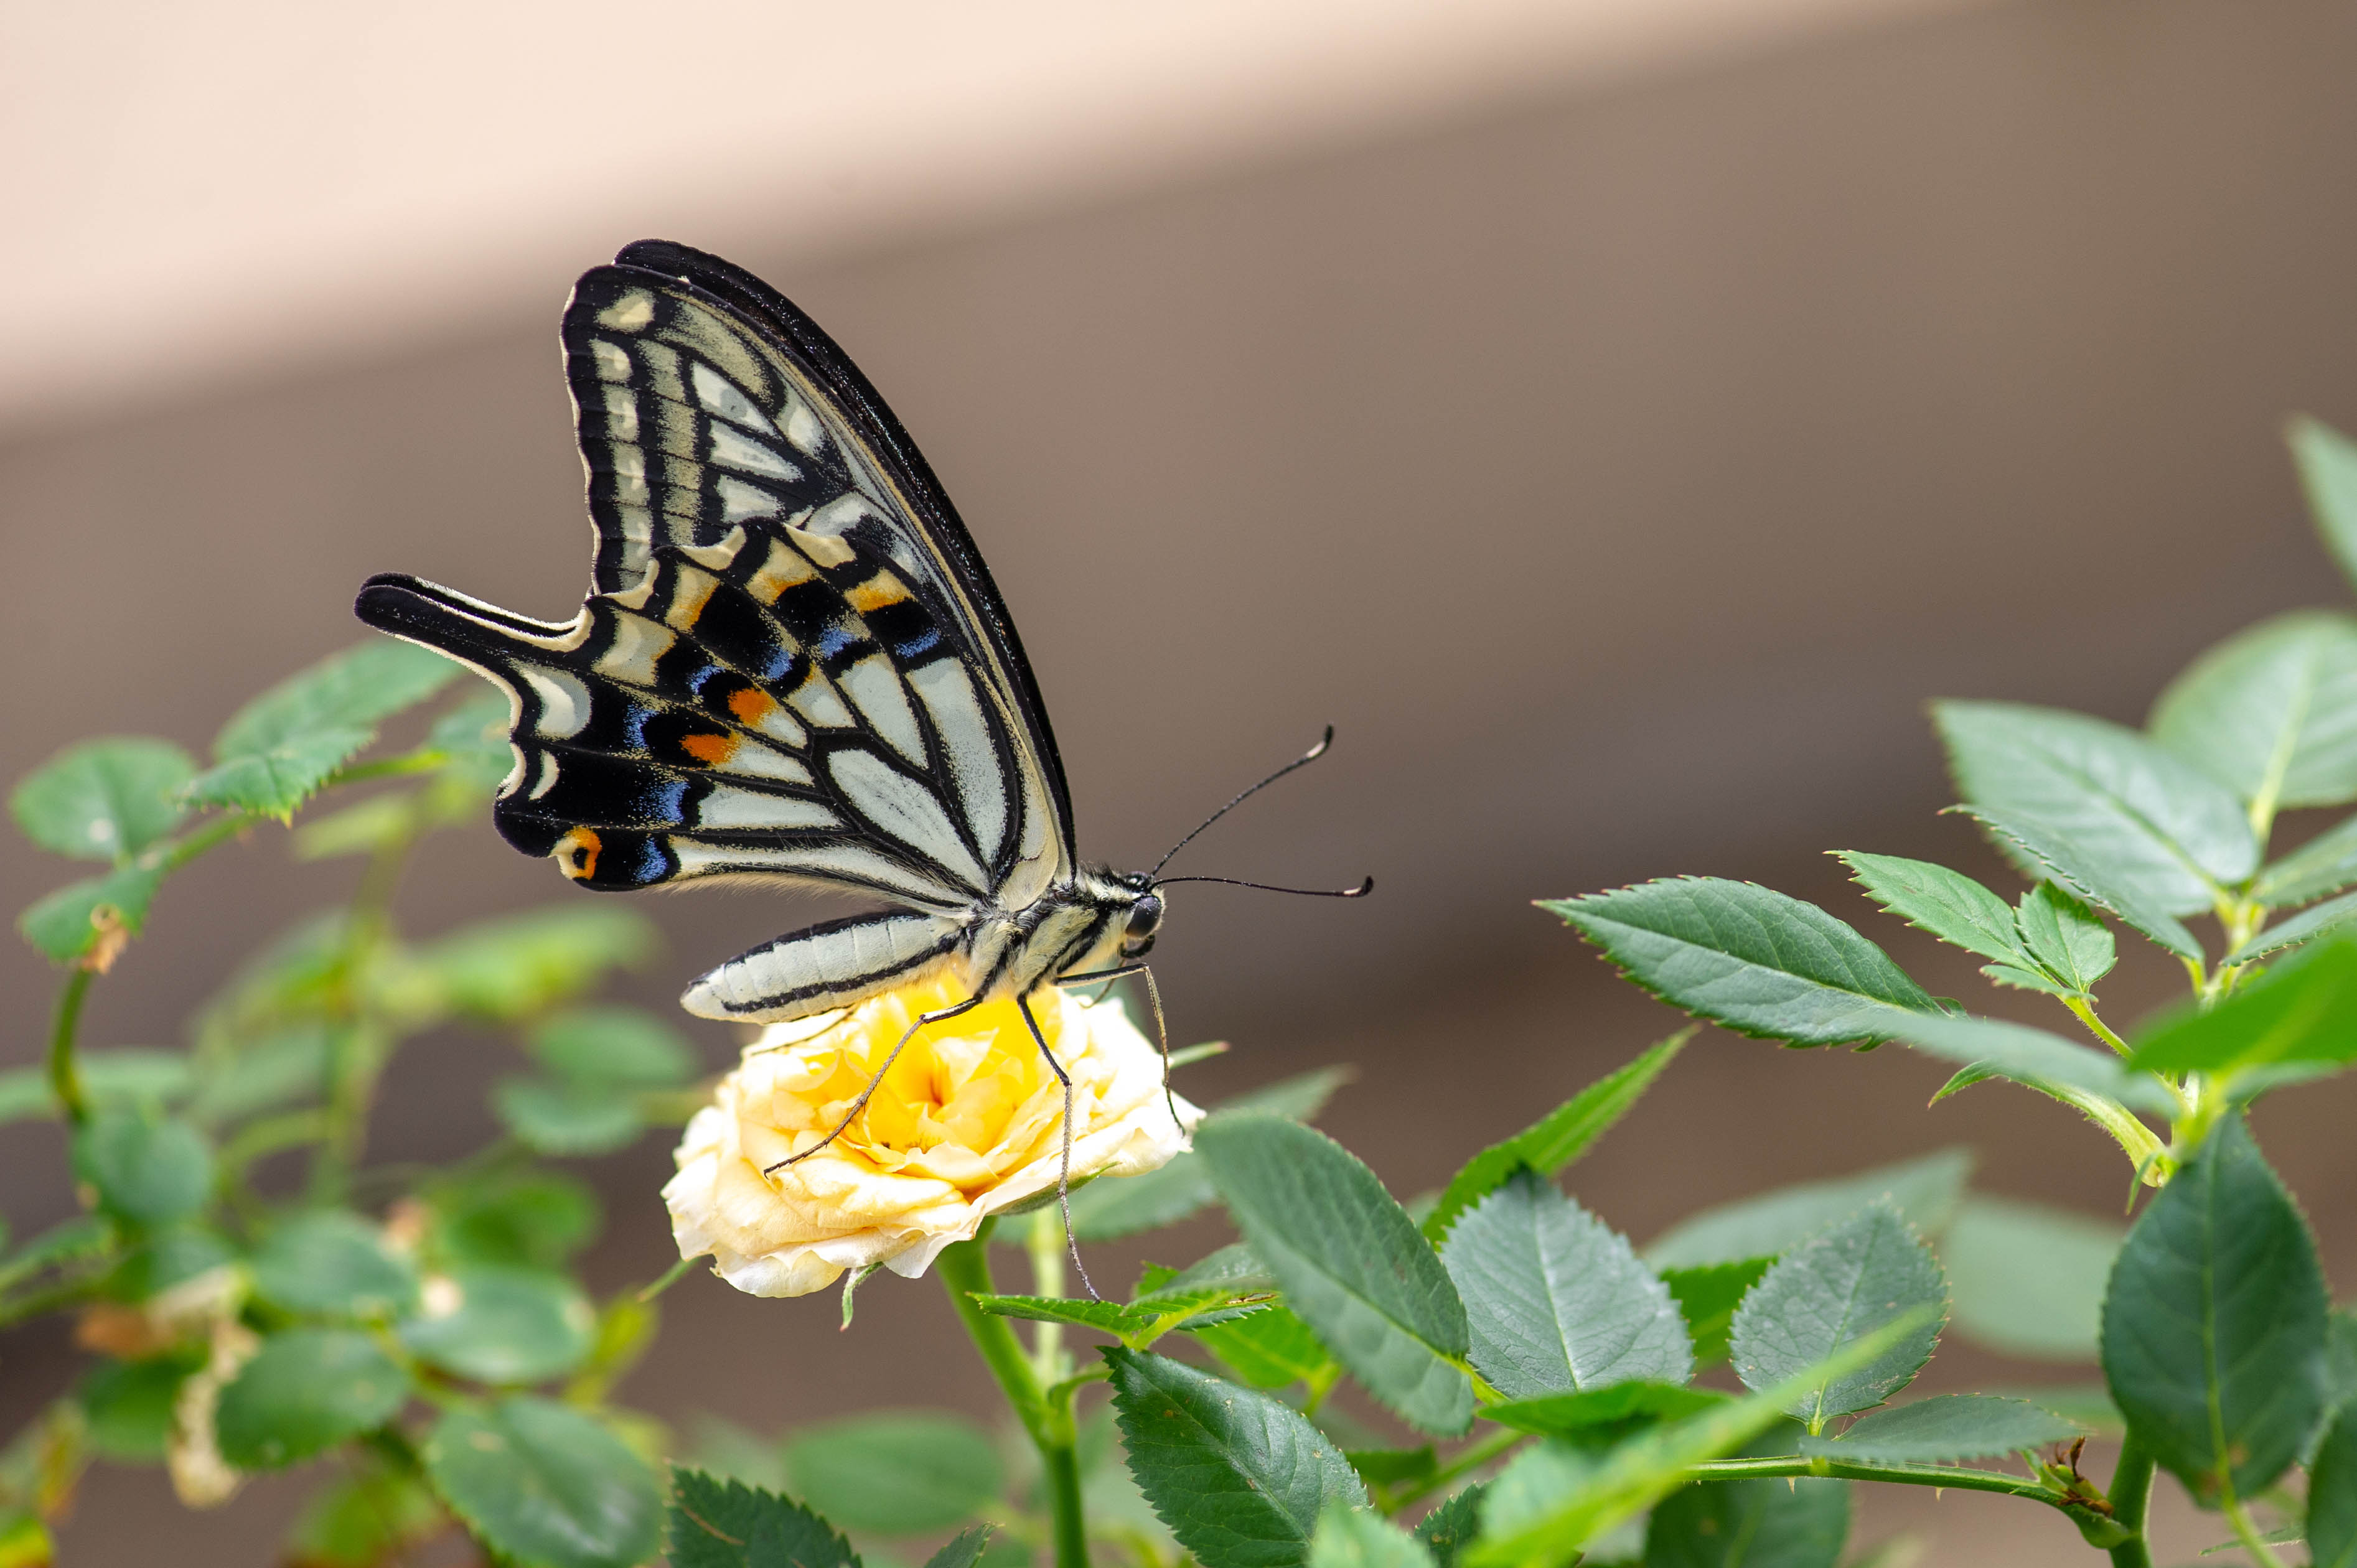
top-left (286, 1463), bottom-right (446, 1568)
top-left (1466, 1314), bottom-right (1929, 1568)
top-left (528, 1006), bottom-right (696, 1087)
top-left (1311, 1504), bottom-right (1436, 1568)
top-left (215, 1328), bottom-right (412, 1468)
top-left (428, 689), bottom-right (516, 788)
top-left (2099, 1113), bottom-right (2327, 1503)
top-left (1941, 1195), bottom-right (2119, 1363)
top-left (20, 860), bottom-right (166, 963)
top-left (971, 1293), bottom-right (1161, 1337)
top-left (1440, 1171), bottom-right (1689, 1398)
top-left (1979, 959), bottom-right (2075, 997)
top-left (493, 1078), bottom-right (643, 1156)
top-left (1802, 1395), bottom-right (2080, 1463)
top-left (2152, 610), bottom-right (2357, 813)
top-left (1545, 880), bottom-right (1936, 1047)
top-left (1854, 1005), bottom-right (2178, 1116)
top-left (1642, 1429), bottom-right (1849, 1568)
top-left (1479, 1383), bottom-right (1727, 1438)
top-left (1957, 808), bottom-right (2204, 961)
top-left (249, 1210), bottom-right (418, 1320)
top-left (1107, 1346), bottom-right (1367, 1568)
top-left (2292, 416), bottom-right (2357, 597)
top-left (1425, 1034), bottom-right (1687, 1241)
top-left (2131, 936), bottom-right (2357, 1074)
top-left (784, 1412), bottom-right (1002, 1536)
top-left (427, 1169), bottom-right (601, 1270)
top-left (105, 1225), bottom-right (234, 1301)
top-left (1934, 700), bottom-right (2256, 908)
top-left (1135, 1241), bottom-right (1280, 1312)
top-left (925, 1525), bottom-right (996, 1568)
top-left (1199, 1116), bottom-right (1473, 1435)
top-left (1066, 1068), bottom-right (1349, 1242)
top-left (423, 1397), bottom-right (660, 1568)
top-left (2253, 814), bottom-right (2357, 906)
top-left (666, 1468), bottom-right (859, 1568)
top-left (395, 905), bottom-right (657, 1022)
top-left (78, 1353), bottom-right (200, 1460)
top-left (184, 639), bottom-right (458, 816)
top-left (12, 737), bottom-right (195, 862)
top-left (1728, 1202), bottom-right (1947, 1428)
top-left (2229, 888), bottom-right (2357, 963)
top-left (2013, 883), bottom-right (2116, 994)
top-left (1646, 1149), bottom-right (1972, 1269)
top-left (1661, 1259), bottom-right (1771, 1368)
top-left (1192, 1303), bottom-right (1339, 1392)
top-left (400, 1266), bottom-right (596, 1384)
top-left (0, 1049), bottom-right (193, 1124)
top-left (1834, 852), bottom-right (2027, 964)
top-left (71, 1109), bottom-right (210, 1228)
top-left (2310, 1404), bottom-right (2357, 1568)
top-left (1417, 1485), bottom-right (1488, 1568)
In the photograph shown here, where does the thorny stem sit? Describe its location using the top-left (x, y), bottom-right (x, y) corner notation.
top-left (939, 1226), bottom-right (1089, 1568)
top-left (1688, 1455), bottom-right (2068, 1506)
top-left (2061, 996), bottom-right (2134, 1058)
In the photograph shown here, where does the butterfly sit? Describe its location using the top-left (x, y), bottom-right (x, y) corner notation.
top-left (355, 240), bottom-right (1364, 1274)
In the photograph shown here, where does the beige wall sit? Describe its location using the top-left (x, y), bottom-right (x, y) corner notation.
top-left (7, 1), bottom-right (2357, 1561)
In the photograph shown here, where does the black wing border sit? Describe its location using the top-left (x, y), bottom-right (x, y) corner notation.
top-left (601, 237), bottom-right (1077, 863)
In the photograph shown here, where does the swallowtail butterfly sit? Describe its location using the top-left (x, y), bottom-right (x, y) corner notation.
top-left (355, 241), bottom-right (1364, 1269)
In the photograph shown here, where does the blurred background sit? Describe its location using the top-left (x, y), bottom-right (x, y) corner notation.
top-left (6, 0), bottom-right (2356, 1561)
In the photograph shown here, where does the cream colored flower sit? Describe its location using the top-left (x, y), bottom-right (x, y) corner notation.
top-left (663, 979), bottom-right (1200, 1298)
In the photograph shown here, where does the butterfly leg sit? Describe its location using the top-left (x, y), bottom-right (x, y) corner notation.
top-left (1056, 964), bottom-right (1181, 1132)
top-left (1016, 989), bottom-right (1101, 1302)
top-left (763, 994), bottom-right (983, 1175)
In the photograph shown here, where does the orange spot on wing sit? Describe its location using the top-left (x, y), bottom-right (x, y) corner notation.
top-left (726, 686), bottom-right (779, 726)
top-left (679, 732), bottom-right (739, 766)
top-left (556, 827), bottom-right (602, 880)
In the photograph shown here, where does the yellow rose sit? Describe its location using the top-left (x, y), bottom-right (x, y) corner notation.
top-left (663, 978), bottom-right (1201, 1298)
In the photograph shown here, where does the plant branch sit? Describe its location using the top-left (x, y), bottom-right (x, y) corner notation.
top-left (1689, 1455), bottom-right (2066, 1505)
top-left (939, 1226), bottom-right (1089, 1568)
top-left (46, 970), bottom-right (94, 1126)
top-left (2106, 1432), bottom-right (2155, 1568)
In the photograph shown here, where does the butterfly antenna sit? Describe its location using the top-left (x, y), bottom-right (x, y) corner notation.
top-left (1151, 726), bottom-right (1338, 879)
top-left (1156, 874), bottom-right (1374, 898)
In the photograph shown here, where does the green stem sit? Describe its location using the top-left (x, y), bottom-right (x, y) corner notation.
top-left (1385, 1428), bottom-right (1527, 1511)
top-left (2221, 1494), bottom-right (2288, 1568)
top-left (2106, 1433), bottom-right (2155, 1568)
top-left (310, 811), bottom-right (421, 1203)
top-left (2061, 996), bottom-right (2135, 1058)
top-left (1028, 1208), bottom-right (1070, 1386)
top-left (1687, 1456), bottom-right (2064, 1505)
top-left (47, 969), bottom-right (94, 1125)
top-left (939, 1228), bottom-right (1089, 1568)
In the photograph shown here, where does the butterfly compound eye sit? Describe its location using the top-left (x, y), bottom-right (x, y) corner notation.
top-left (1124, 894), bottom-right (1163, 948)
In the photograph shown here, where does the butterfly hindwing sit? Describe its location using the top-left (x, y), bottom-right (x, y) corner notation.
top-left (360, 516), bottom-right (1027, 914)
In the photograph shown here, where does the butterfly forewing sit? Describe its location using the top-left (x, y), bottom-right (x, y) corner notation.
top-left (357, 241), bottom-right (1074, 923)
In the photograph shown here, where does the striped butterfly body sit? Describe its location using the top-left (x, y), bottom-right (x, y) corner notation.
top-left (357, 241), bottom-right (1357, 1263)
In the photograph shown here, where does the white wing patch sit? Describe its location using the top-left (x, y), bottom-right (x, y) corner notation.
top-left (827, 748), bottom-right (988, 892)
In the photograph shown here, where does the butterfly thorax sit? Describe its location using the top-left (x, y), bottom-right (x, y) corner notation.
top-left (966, 867), bottom-right (1161, 1000)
